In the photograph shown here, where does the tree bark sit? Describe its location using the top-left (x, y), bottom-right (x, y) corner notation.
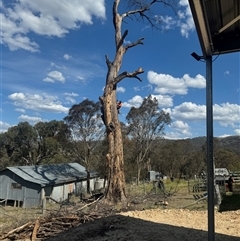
top-left (101, 76), bottom-right (126, 203)
top-left (136, 159), bottom-right (141, 186)
top-left (101, 0), bottom-right (145, 204)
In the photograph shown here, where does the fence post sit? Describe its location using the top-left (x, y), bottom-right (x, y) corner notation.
top-left (42, 197), bottom-right (46, 215)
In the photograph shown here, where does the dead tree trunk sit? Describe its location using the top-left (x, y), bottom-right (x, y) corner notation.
top-left (100, 0), bottom-right (144, 204)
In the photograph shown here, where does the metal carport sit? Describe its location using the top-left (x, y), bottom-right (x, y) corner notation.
top-left (188, 0), bottom-right (240, 240)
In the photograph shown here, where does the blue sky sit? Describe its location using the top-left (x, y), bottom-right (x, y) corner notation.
top-left (0, 0), bottom-right (239, 139)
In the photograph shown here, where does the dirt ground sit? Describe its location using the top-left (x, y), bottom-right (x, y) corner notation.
top-left (44, 189), bottom-right (240, 241)
top-left (45, 208), bottom-right (240, 241)
top-left (1, 185), bottom-right (240, 241)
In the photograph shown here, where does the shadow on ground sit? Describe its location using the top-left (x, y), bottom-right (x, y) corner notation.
top-left (44, 214), bottom-right (239, 241)
top-left (219, 193), bottom-right (240, 212)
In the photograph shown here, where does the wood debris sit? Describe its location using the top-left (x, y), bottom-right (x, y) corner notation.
top-left (0, 198), bottom-right (113, 241)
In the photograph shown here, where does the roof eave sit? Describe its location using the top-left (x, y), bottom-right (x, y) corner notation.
top-left (189, 0), bottom-right (212, 58)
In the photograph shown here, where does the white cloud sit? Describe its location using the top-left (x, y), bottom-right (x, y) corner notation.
top-left (125, 94), bottom-right (172, 109)
top-left (64, 92), bottom-right (79, 97)
top-left (183, 74), bottom-right (206, 88)
top-left (18, 114), bottom-right (45, 125)
top-left (234, 129), bottom-right (240, 135)
top-left (167, 102), bottom-right (206, 120)
top-left (0, 11), bottom-right (38, 52)
top-left (148, 71), bottom-right (187, 95)
top-left (9, 92), bottom-right (26, 100)
top-left (152, 1), bottom-right (195, 38)
top-left (133, 86), bottom-right (141, 92)
top-left (151, 94), bottom-right (173, 107)
top-left (224, 70), bottom-right (230, 75)
top-left (213, 103), bottom-right (240, 126)
top-left (63, 54), bottom-right (72, 60)
top-left (156, 15), bottom-right (176, 30)
top-left (171, 120), bottom-right (186, 129)
top-left (166, 102), bottom-right (240, 130)
top-left (77, 76), bottom-right (87, 82)
top-left (8, 92), bottom-right (69, 113)
top-left (43, 77), bottom-right (55, 83)
top-left (50, 62), bottom-right (64, 69)
top-left (147, 71), bottom-right (205, 95)
top-left (44, 71), bottom-right (65, 83)
top-left (177, 0), bottom-right (195, 38)
top-left (1, 0), bottom-right (106, 52)
top-left (170, 120), bottom-right (192, 135)
top-left (117, 86), bottom-right (126, 93)
top-left (65, 96), bottom-right (76, 104)
top-left (15, 108), bottom-right (26, 113)
top-left (0, 121), bottom-right (11, 133)
top-left (123, 40), bottom-right (131, 45)
top-left (125, 95), bottom-right (143, 108)
top-left (218, 134), bottom-right (232, 138)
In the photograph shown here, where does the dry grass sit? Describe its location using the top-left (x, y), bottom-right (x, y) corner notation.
top-left (0, 206), bottom-right (42, 233)
top-left (0, 201), bottom-right (60, 234)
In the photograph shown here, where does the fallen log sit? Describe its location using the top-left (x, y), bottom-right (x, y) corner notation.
top-left (0, 197), bottom-right (110, 241)
top-left (54, 216), bottom-right (79, 221)
top-left (31, 218), bottom-right (40, 241)
top-left (0, 222), bottom-right (32, 240)
top-left (77, 196), bottom-right (102, 211)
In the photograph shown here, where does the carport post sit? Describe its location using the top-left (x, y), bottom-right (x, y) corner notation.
top-left (206, 55), bottom-right (215, 241)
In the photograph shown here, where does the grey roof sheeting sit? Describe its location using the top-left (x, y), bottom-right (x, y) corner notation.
top-left (189, 0), bottom-right (240, 57)
top-left (4, 163), bottom-right (94, 186)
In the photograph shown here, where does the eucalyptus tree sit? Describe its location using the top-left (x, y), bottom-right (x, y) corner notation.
top-left (64, 99), bottom-right (104, 193)
top-left (34, 120), bottom-right (68, 164)
top-left (184, 150), bottom-right (206, 178)
top-left (0, 132), bottom-right (13, 169)
top-left (126, 95), bottom-right (171, 184)
top-left (2, 122), bottom-right (38, 165)
top-left (171, 139), bottom-right (195, 178)
top-left (100, 0), bottom-right (176, 203)
top-left (214, 149), bottom-right (240, 171)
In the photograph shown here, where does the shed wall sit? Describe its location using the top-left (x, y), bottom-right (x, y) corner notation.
top-left (0, 169), bottom-right (98, 208)
top-left (0, 170), bottom-right (41, 207)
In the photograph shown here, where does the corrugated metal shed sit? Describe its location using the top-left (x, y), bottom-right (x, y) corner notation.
top-left (0, 163), bottom-right (98, 208)
top-left (5, 163), bottom-right (89, 186)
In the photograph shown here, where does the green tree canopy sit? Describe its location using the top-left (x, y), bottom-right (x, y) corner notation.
top-left (126, 95), bottom-right (171, 184)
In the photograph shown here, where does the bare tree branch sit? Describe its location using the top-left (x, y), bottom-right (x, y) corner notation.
top-left (105, 55), bottom-right (112, 69)
top-left (113, 0), bottom-right (120, 31)
top-left (121, 0), bottom-right (160, 19)
top-left (117, 30), bottom-right (129, 50)
top-left (122, 0), bottom-right (177, 30)
top-left (124, 37), bottom-right (144, 51)
top-left (114, 67), bottom-right (144, 84)
top-left (113, 0), bottom-right (123, 47)
top-left (21, 156), bottom-right (29, 165)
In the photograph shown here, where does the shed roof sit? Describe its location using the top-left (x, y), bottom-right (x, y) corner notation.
top-left (189, 0), bottom-right (240, 57)
top-left (2, 163), bottom-right (96, 186)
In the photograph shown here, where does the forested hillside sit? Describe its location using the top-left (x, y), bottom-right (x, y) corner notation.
top-left (0, 119), bottom-right (239, 181)
top-left (188, 136), bottom-right (239, 153)
top-left (217, 136), bottom-right (240, 153)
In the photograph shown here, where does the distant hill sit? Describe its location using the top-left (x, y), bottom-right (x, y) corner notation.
top-left (164, 136), bottom-right (239, 153)
top-left (216, 135), bottom-right (240, 153)
top-left (187, 136), bottom-right (206, 150)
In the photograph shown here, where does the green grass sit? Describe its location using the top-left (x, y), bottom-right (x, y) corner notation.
top-left (126, 179), bottom-right (190, 196)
